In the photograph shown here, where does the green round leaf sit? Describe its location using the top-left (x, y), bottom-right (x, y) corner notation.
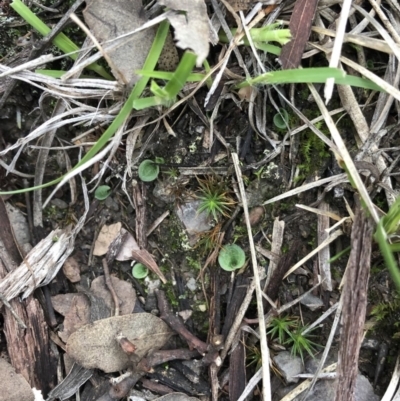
top-left (273, 108), bottom-right (289, 130)
top-left (132, 263), bottom-right (149, 279)
top-left (218, 244), bottom-right (246, 271)
top-left (138, 160), bottom-right (159, 182)
top-left (95, 185), bottom-right (111, 200)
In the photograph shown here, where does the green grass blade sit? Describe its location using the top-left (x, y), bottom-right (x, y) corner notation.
top-left (237, 67), bottom-right (384, 91)
top-left (251, 42), bottom-right (281, 55)
top-left (389, 243), bottom-right (400, 252)
top-left (133, 51), bottom-right (197, 110)
top-left (375, 221), bottom-right (400, 293)
top-left (132, 96), bottom-right (168, 110)
top-left (220, 26), bottom-right (291, 46)
top-left (135, 70), bottom-right (205, 82)
top-left (0, 21), bottom-right (170, 196)
top-left (11, 0), bottom-right (112, 80)
top-left (163, 51), bottom-right (197, 97)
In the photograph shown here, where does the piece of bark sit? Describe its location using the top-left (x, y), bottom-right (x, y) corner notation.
top-left (0, 199), bottom-right (57, 395)
top-left (264, 241), bottom-right (301, 312)
top-left (279, 0), bottom-right (319, 69)
top-left (0, 271), bottom-right (57, 395)
top-left (229, 334), bottom-right (246, 401)
top-left (222, 274), bottom-right (251, 338)
top-left (334, 205), bottom-right (373, 401)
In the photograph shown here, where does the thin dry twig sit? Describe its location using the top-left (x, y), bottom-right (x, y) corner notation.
top-left (102, 258), bottom-right (120, 317)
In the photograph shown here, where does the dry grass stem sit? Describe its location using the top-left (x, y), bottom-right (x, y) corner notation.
top-left (381, 355), bottom-right (400, 401)
top-left (279, 364), bottom-right (338, 401)
top-left (232, 152), bottom-right (271, 401)
top-left (263, 174), bottom-right (347, 205)
top-left (284, 229), bottom-right (343, 278)
top-left (307, 82), bottom-right (379, 222)
top-left (264, 218), bottom-right (285, 289)
top-left (324, 0), bottom-right (352, 103)
top-left (295, 204), bottom-right (342, 221)
top-left (317, 201), bottom-right (332, 291)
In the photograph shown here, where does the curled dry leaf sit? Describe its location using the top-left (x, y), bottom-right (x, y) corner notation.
top-left (51, 293), bottom-right (78, 317)
top-left (66, 313), bottom-right (172, 373)
top-left (158, 0), bottom-right (210, 65)
top-left (117, 230), bottom-right (168, 283)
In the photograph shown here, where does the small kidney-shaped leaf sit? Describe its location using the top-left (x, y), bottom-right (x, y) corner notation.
top-left (66, 314), bottom-right (172, 373)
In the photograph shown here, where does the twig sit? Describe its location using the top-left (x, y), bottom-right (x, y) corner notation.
top-left (307, 81), bottom-right (380, 223)
top-left (137, 349), bottom-right (200, 372)
top-left (102, 258), bottom-right (120, 316)
top-left (155, 289), bottom-right (208, 355)
top-left (232, 152), bottom-right (271, 401)
top-left (317, 201), bottom-right (332, 291)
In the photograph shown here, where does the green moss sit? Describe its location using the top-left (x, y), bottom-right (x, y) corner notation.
top-left (295, 131), bottom-right (331, 181)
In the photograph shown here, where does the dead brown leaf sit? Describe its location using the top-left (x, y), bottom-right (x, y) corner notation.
top-left (93, 222), bottom-right (122, 256)
top-left (91, 275), bottom-right (136, 315)
top-left (66, 313), bottom-right (172, 372)
top-left (62, 256), bottom-right (81, 283)
top-left (83, 0), bottom-right (155, 84)
top-left (57, 294), bottom-right (91, 343)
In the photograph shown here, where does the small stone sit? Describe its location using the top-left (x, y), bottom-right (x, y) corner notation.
top-left (51, 198), bottom-right (69, 209)
top-left (273, 351), bottom-right (304, 383)
top-left (186, 277), bottom-right (197, 291)
top-left (175, 200), bottom-right (212, 245)
top-left (105, 196), bottom-right (119, 212)
top-left (128, 397), bottom-right (146, 401)
top-left (247, 206), bottom-right (265, 226)
top-left (299, 292), bottom-right (324, 311)
top-left (146, 279), bottom-right (161, 292)
top-left (178, 310), bottom-right (192, 322)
